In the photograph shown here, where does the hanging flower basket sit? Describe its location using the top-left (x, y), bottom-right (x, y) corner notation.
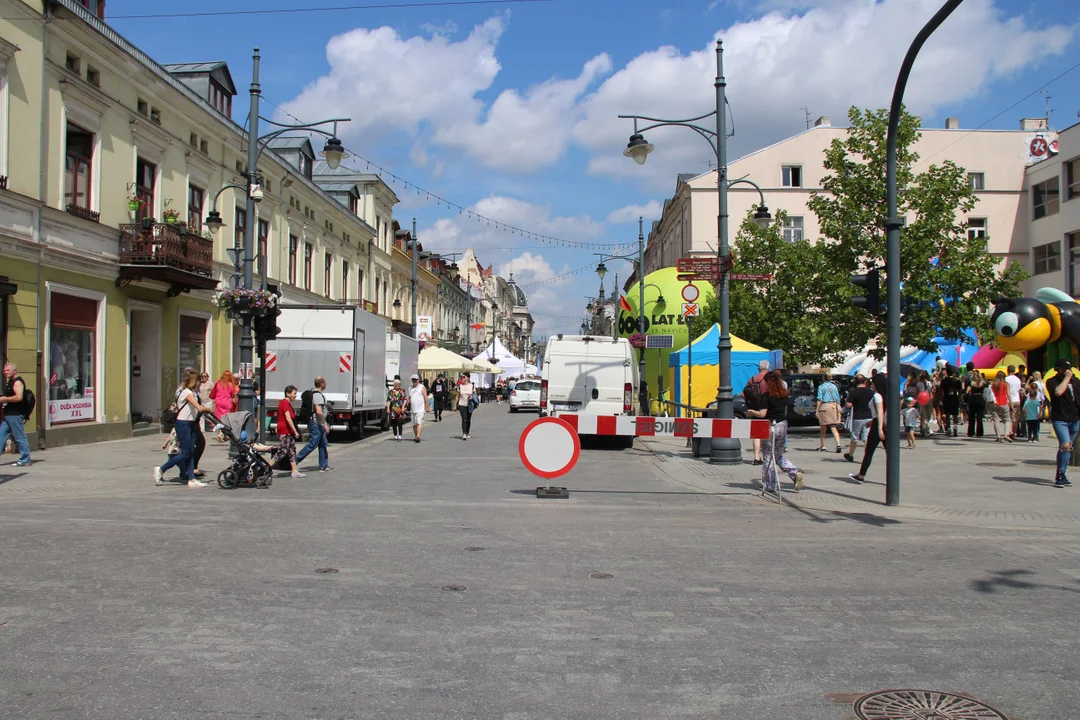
top-left (127, 195), bottom-right (146, 213)
top-left (628, 332), bottom-right (647, 349)
top-left (213, 287), bottom-right (278, 317)
top-left (163, 209), bottom-right (180, 224)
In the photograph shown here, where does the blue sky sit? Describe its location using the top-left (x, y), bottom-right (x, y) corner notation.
top-left (106, 0), bottom-right (1079, 336)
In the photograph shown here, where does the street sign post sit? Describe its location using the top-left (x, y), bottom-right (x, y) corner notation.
top-left (681, 302), bottom-right (700, 317)
top-left (677, 256), bottom-right (718, 274)
top-left (681, 283), bottom-right (700, 303)
top-left (729, 273), bottom-right (773, 282)
top-left (519, 416), bottom-right (580, 499)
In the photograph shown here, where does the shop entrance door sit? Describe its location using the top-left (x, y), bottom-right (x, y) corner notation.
top-left (129, 303), bottom-right (161, 423)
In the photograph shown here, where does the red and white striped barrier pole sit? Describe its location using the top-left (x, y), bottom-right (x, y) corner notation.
top-left (555, 414), bottom-right (770, 439)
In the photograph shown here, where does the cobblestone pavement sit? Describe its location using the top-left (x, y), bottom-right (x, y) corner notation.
top-left (0, 411), bottom-right (1077, 719)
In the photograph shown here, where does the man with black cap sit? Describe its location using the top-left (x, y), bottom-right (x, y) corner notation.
top-left (1045, 358), bottom-right (1080, 487)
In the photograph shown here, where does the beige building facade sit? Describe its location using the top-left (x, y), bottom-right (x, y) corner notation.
top-left (0, 0), bottom-right (380, 447)
top-left (1022, 121), bottom-right (1080, 297)
top-left (640, 116), bottom-right (1052, 284)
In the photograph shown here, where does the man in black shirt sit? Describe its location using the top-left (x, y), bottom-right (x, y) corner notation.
top-left (0, 362), bottom-right (31, 467)
top-left (1046, 358), bottom-right (1080, 487)
top-left (431, 374), bottom-right (450, 422)
top-left (843, 374), bottom-right (875, 463)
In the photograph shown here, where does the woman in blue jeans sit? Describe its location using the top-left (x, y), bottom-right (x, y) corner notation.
top-left (154, 369), bottom-right (213, 488)
top-left (1046, 358), bottom-right (1080, 488)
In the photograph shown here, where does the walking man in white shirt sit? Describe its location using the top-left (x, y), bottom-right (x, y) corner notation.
top-left (409, 374), bottom-right (429, 443)
top-left (1005, 365), bottom-right (1023, 438)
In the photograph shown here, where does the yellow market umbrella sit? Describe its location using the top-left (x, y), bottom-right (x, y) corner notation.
top-left (419, 346), bottom-right (487, 373)
top-left (471, 357), bottom-right (501, 374)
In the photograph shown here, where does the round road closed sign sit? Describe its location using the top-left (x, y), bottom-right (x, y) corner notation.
top-left (518, 417), bottom-right (580, 479)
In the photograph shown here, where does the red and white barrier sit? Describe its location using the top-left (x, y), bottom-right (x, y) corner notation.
top-left (555, 413), bottom-right (770, 439)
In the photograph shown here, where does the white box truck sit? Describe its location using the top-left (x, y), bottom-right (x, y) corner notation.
top-left (540, 334), bottom-right (638, 448)
top-left (265, 305), bottom-right (388, 438)
top-left (385, 332), bottom-right (419, 386)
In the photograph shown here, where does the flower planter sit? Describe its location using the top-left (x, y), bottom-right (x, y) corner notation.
top-left (164, 215), bottom-right (178, 225)
top-left (140, 217), bottom-right (154, 232)
top-left (127, 200), bottom-right (141, 212)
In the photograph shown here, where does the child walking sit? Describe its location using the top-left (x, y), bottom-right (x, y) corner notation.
top-left (1023, 388), bottom-right (1041, 442)
top-left (904, 397), bottom-right (918, 449)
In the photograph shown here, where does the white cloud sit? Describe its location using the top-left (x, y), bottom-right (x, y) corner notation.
top-left (435, 54), bottom-right (613, 171)
top-left (278, 17), bottom-right (504, 142)
top-left (496, 251), bottom-right (560, 286)
top-left (420, 195), bottom-right (605, 253)
top-left (572, 0), bottom-right (1075, 187)
top-left (606, 199), bottom-right (663, 224)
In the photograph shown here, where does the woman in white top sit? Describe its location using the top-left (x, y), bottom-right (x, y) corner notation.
top-left (457, 373), bottom-right (476, 440)
top-left (154, 368), bottom-right (213, 488)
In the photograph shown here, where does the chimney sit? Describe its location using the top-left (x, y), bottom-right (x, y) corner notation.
top-left (813, 116), bottom-right (831, 128)
top-left (1021, 117), bottom-right (1048, 131)
top-left (945, 117), bottom-right (959, 130)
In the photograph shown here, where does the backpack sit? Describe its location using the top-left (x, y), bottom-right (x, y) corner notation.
top-left (298, 389), bottom-right (314, 424)
top-left (742, 377), bottom-right (763, 411)
top-left (11, 376), bottom-right (36, 418)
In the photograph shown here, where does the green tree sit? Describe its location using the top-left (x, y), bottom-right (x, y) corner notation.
top-left (807, 106), bottom-right (1026, 354)
top-left (695, 208), bottom-right (844, 367)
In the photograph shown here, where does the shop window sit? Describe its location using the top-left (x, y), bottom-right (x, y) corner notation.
top-left (188, 184), bottom-right (204, 231)
top-left (135, 157), bottom-right (155, 221)
top-left (65, 122), bottom-right (93, 211)
top-left (178, 314), bottom-right (207, 373)
top-left (48, 293), bottom-right (97, 425)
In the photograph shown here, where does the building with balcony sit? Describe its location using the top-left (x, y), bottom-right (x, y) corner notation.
top-left (0, 0), bottom-right (377, 447)
top-left (438, 269), bottom-right (468, 352)
top-left (388, 223), bottom-right (440, 340)
top-left (1022, 121), bottom-right (1080, 297)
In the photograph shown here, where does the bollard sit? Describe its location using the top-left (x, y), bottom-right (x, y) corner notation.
top-left (692, 407), bottom-right (718, 458)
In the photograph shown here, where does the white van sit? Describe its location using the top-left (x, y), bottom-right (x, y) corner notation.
top-left (540, 335), bottom-right (638, 447)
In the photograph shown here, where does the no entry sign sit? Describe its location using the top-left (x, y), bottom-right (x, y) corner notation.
top-left (519, 417), bottom-right (580, 480)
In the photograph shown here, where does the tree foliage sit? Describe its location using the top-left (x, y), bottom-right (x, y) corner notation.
top-left (700, 106), bottom-right (1026, 367)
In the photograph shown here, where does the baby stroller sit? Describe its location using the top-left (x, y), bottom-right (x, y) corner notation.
top-left (210, 410), bottom-right (274, 490)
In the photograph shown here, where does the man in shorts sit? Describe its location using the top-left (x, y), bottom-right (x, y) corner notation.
top-left (409, 374), bottom-right (429, 443)
top-left (844, 374), bottom-right (876, 463)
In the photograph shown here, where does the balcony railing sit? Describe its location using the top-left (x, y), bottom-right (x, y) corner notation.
top-left (117, 223), bottom-right (217, 293)
top-left (66, 203), bottom-right (100, 223)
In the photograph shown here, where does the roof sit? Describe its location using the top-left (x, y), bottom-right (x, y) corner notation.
top-left (312, 162), bottom-right (400, 203)
top-left (677, 173), bottom-right (697, 184)
top-left (161, 61), bottom-right (236, 95)
top-left (317, 182), bottom-right (359, 193)
top-left (267, 136), bottom-right (315, 154)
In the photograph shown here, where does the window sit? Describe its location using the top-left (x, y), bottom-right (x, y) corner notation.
top-left (150, 107), bottom-right (161, 124)
top-left (86, 66), bottom-right (99, 87)
top-left (304, 242), bottom-right (313, 290)
top-left (189, 132), bottom-right (198, 148)
top-left (234, 208), bottom-right (246, 249)
top-left (1070, 233), bottom-right (1080, 294)
top-left (48, 293), bottom-right (98, 425)
top-left (350, 195), bottom-right (359, 216)
top-left (968, 172), bottom-right (985, 191)
top-left (288, 234), bottom-right (299, 285)
top-left (199, 139), bottom-right (208, 154)
top-left (187, 185), bottom-right (204, 231)
top-left (209, 80), bottom-right (231, 116)
top-left (178, 315), bottom-right (207, 374)
top-left (1033, 177), bottom-right (1060, 219)
top-left (375, 277), bottom-right (381, 314)
top-left (64, 123), bottom-right (93, 211)
top-left (1067, 158), bottom-right (1080, 201)
top-left (135, 157), bottom-right (155, 221)
top-left (357, 269), bottom-right (364, 306)
top-left (324, 253), bottom-right (333, 298)
top-left (136, 98), bottom-right (148, 116)
top-left (257, 219), bottom-right (270, 277)
top-left (299, 154), bottom-right (312, 179)
top-left (967, 218), bottom-right (987, 241)
top-left (342, 261), bottom-right (350, 302)
top-left (1033, 241), bottom-right (1061, 275)
top-left (782, 166), bottom-right (802, 188)
top-left (65, 53), bottom-right (80, 74)
top-left (782, 216), bottom-right (804, 243)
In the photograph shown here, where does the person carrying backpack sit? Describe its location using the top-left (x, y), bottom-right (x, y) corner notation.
top-left (295, 376), bottom-right (332, 472)
top-left (743, 360), bottom-right (771, 465)
top-left (0, 362), bottom-right (34, 467)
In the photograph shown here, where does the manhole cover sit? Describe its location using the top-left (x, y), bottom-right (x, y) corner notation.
top-left (854, 689), bottom-right (1008, 719)
top-left (440, 584), bottom-right (467, 592)
top-left (589, 573), bottom-right (614, 579)
top-left (975, 462), bottom-right (1016, 468)
top-left (314, 568), bottom-right (339, 574)
top-left (464, 547), bottom-right (485, 551)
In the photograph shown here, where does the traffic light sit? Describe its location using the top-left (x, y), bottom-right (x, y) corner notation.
top-left (254, 283), bottom-right (283, 341)
top-left (851, 268), bottom-right (881, 315)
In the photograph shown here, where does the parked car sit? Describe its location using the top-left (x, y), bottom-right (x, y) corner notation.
top-left (711, 373), bottom-right (853, 429)
top-left (510, 379), bottom-right (542, 413)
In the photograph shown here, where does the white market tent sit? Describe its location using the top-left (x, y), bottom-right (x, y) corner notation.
top-left (418, 346), bottom-right (488, 373)
top-left (470, 337), bottom-right (525, 386)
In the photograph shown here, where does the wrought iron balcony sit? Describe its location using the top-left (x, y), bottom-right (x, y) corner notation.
top-left (117, 223), bottom-right (219, 295)
top-left (66, 203), bottom-right (100, 223)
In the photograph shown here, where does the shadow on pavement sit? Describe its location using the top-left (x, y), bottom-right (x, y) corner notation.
top-left (0, 472), bottom-right (27, 486)
top-left (970, 569), bottom-right (1080, 595)
top-left (787, 502), bottom-right (902, 527)
top-left (992, 474), bottom-right (1058, 488)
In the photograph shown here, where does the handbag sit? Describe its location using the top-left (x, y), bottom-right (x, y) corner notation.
top-left (162, 390), bottom-right (181, 424)
top-left (982, 386), bottom-right (994, 404)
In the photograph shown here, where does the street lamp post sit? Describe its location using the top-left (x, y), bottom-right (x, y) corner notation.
top-left (203, 48), bottom-right (349, 445)
top-left (619, 40), bottom-right (771, 464)
top-left (883, 0), bottom-right (964, 505)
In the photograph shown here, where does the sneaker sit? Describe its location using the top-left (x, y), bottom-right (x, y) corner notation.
top-left (319, 467), bottom-right (334, 473)
top-left (835, 446), bottom-right (842, 453)
top-left (12, 460), bottom-right (31, 467)
top-left (843, 453), bottom-right (854, 463)
top-left (291, 472), bottom-right (306, 478)
top-left (751, 459), bottom-right (763, 466)
top-left (793, 471), bottom-right (804, 492)
top-left (848, 473), bottom-right (865, 484)
top-left (463, 435), bottom-right (468, 441)
top-left (1061, 477), bottom-right (1074, 487)
top-left (414, 437), bottom-right (421, 443)
top-left (187, 478), bottom-right (207, 488)
top-left (153, 467), bottom-right (164, 486)
top-left (816, 447), bottom-right (826, 452)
